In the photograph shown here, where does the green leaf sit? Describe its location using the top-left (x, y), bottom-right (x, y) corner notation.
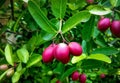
top-left (82, 16), bottom-right (95, 41)
top-left (71, 53), bottom-right (87, 64)
top-left (27, 54), bottom-right (42, 68)
top-left (53, 63), bottom-right (65, 74)
top-left (92, 47), bottom-right (119, 55)
top-left (4, 44), bottom-right (14, 66)
top-left (51, 0), bottom-right (67, 19)
top-left (62, 10), bottom-right (91, 33)
top-left (88, 5), bottom-right (112, 15)
top-left (17, 48), bottom-right (29, 63)
top-left (0, 69), bottom-right (8, 81)
top-left (88, 54), bottom-right (111, 63)
top-left (28, 0), bottom-right (57, 33)
top-left (60, 67), bottom-right (77, 81)
top-left (110, 0), bottom-right (118, 7)
top-left (81, 59), bottom-right (103, 69)
top-left (12, 68), bottom-right (26, 83)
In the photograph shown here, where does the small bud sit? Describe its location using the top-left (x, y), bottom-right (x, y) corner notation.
top-left (6, 68), bottom-right (14, 77)
top-left (0, 64), bottom-right (8, 71)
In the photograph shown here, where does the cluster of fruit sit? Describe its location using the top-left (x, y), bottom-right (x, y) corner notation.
top-left (71, 71), bottom-right (86, 83)
top-left (56, 72), bottom-right (106, 83)
top-left (42, 42), bottom-right (82, 64)
top-left (98, 17), bottom-right (120, 38)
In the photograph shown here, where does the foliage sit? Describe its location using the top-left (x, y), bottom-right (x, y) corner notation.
top-left (0, 0), bottom-right (120, 83)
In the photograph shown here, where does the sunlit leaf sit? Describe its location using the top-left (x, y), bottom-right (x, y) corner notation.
top-left (5, 44), bottom-right (14, 66)
top-left (88, 5), bottom-right (112, 15)
top-left (71, 53), bottom-right (87, 64)
top-left (88, 54), bottom-right (111, 63)
top-left (17, 48), bottom-right (29, 63)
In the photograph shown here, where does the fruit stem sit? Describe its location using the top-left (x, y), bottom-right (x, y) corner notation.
top-left (59, 19), bottom-right (62, 32)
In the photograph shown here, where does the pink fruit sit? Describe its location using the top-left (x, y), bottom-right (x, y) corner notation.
top-left (54, 43), bottom-right (70, 64)
top-left (71, 71), bottom-right (79, 81)
top-left (68, 42), bottom-right (82, 56)
top-left (110, 20), bottom-right (120, 37)
top-left (97, 18), bottom-right (111, 32)
top-left (79, 74), bottom-right (87, 83)
top-left (100, 73), bottom-right (106, 79)
top-left (42, 45), bottom-right (55, 63)
top-left (86, 0), bottom-right (94, 4)
top-left (56, 80), bottom-right (61, 83)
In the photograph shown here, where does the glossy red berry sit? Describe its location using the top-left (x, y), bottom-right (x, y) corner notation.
top-left (110, 20), bottom-right (120, 37)
top-left (54, 43), bottom-right (70, 64)
top-left (86, 0), bottom-right (94, 4)
top-left (100, 73), bottom-right (106, 79)
top-left (79, 74), bottom-right (87, 83)
top-left (97, 18), bottom-right (111, 32)
top-left (69, 42), bottom-right (82, 56)
top-left (42, 44), bottom-right (55, 63)
top-left (71, 71), bottom-right (79, 81)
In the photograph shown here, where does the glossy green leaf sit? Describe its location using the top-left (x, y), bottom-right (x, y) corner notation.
top-left (51, 0), bottom-right (67, 19)
top-left (88, 54), bottom-right (111, 63)
top-left (62, 10), bottom-right (91, 33)
top-left (60, 67), bottom-right (77, 81)
top-left (92, 47), bottom-right (119, 55)
top-left (12, 68), bottom-right (26, 83)
top-left (88, 5), bottom-right (112, 15)
top-left (17, 48), bottom-right (29, 63)
top-left (5, 44), bottom-right (14, 66)
top-left (110, 0), bottom-right (118, 7)
top-left (81, 59), bottom-right (103, 69)
top-left (71, 53), bottom-right (87, 64)
top-left (82, 16), bottom-right (95, 41)
top-left (28, 0), bottom-right (57, 33)
top-left (27, 54), bottom-right (42, 68)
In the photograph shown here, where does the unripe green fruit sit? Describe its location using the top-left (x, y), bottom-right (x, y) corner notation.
top-left (6, 68), bottom-right (14, 77)
top-left (0, 64), bottom-right (8, 71)
top-left (47, 71), bottom-right (53, 76)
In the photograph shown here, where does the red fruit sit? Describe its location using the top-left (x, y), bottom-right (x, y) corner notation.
top-left (79, 74), bottom-right (87, 83)
top-left (42, 45), bottom-right (55, 63)
top-left (69, 42), bottom-right (82, 56)
top-left (110, 20), bottom-right (120, 37)
top-left (71, 71), bottom-right (79, 81)
top-left (100, 73), bottom-right (106, 79)
top-left (56, 80), bottom-right (61, 83)
top-left (86, 0), bottom-right (94, 4)
top-left (54, 43), bottom-right (70, 64)
top-left (97, 18), bottom-right (111, 32)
